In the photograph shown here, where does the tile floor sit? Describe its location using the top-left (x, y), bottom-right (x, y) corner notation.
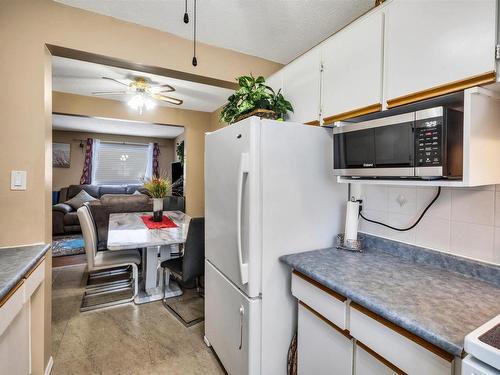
top-left (51, 264), bottom-right (225, 375)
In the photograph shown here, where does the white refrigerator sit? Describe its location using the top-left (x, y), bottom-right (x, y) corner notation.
top-left (204, 117), bottom-right (347, 375)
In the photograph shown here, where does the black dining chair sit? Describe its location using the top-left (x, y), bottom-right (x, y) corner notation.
top-left (160, 217), bottom-right (205, 294)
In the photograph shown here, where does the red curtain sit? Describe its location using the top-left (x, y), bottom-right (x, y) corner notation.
top-left (79, 138), bottom-right (93, 184)
top-left (153, 143), bottom-right (160, 177)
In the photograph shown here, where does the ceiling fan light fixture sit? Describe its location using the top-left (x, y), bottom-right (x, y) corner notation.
top-left (128, 94), bottom-right (156, 114)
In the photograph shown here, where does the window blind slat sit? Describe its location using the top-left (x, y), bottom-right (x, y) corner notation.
top-left (93, 143), bottom-right (149, 184)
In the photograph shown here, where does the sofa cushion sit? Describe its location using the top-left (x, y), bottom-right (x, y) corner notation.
top-left (63, 211), bottom-right (80, 226)
top-left (53, 203), bottom-right (73, 214)
top-left (100, 194), bottom-right (149, 206)
top-left (67, 184), bottom-right (100, 199)
top-left (99, 185), bottom-right (128, 196)
top-left (126, 185), bottom-right (143, 194)
top-left (65, 190), bottom-right (97, 210)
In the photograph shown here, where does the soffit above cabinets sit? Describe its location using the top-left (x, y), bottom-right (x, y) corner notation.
top-left (52, 113), bottom-right (184, 139)
top-left (53, 0), bottom-right (375, 64)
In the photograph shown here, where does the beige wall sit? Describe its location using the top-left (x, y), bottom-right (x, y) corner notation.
top-left (0, 0), bottom-right (281, 371)
top-left (52, 130), bottom-right (176, 191)
top-left (209, 106), bottom-right (226, 132)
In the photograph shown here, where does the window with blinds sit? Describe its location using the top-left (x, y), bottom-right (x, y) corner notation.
top-left (93, 142), bottom-right (149, 184)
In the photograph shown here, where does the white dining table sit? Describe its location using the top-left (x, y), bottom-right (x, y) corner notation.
top-left (107, 210), bottom-right (191, 304)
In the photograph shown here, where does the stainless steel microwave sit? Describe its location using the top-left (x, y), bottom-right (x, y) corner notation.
top-left (333, 106), bottom-right (463, 179)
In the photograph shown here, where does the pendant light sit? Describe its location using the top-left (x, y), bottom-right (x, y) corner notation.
top-left (192, 0), bottom-right (198, 66)
top-left (183, 0), bottom-right (189, 23)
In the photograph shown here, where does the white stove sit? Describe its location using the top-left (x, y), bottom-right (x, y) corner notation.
top-left (463, 314), bottom-right (500, 375)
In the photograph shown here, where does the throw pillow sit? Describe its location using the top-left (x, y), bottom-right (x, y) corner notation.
top-left (65, 189), bottom-right (97, 210)
top-left (133, 190), bottom-right (145, 195)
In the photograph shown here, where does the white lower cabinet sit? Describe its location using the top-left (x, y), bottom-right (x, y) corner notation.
top-left (350, 305), bottom-right (454, 375)
top-left (293, 272), bottom-right (457, 375)
top-left (0, 285), bottom-right (30, 375)
top-left (298, 303), bottom-right (352, 375)
top-left (354, 344), bottom-right (398, 375)
top-left (0, 258), bottom-right (46, 375)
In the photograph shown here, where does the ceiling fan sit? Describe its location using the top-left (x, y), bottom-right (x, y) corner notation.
top-left (92, 76), bottom-right (183, 114)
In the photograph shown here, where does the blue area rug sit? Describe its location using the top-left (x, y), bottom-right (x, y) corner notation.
top-left (52, 234), bottom-right (85, 257)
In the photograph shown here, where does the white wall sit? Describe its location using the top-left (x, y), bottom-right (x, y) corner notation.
top-left (355, 184), bottom-right (500, 265)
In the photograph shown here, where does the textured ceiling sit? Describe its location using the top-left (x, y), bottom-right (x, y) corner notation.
top-left (52, 56), bottom-right (234, 112)
top-left (54, 0), bottom-right (374, 64)
top-left (53, 114), bottom-right (184, 139)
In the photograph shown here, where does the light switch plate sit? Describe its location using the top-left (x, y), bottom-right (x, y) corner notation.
top-left (11, 170), bottom-right (27, 191)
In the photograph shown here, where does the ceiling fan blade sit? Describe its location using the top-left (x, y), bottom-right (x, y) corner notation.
top-left (158, 84), bottom-right (175, 92)
top-left (149, 84), bottom-right (175, 94)
top-left (152, 93), bottom-right (183, 105)
top-left (92, 91), bottom-right (128, 95)
top-left (102, 77), bottom-right (129, 87)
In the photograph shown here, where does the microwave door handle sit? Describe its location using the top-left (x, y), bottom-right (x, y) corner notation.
top-left (237, 152), bottom-right (249, 285)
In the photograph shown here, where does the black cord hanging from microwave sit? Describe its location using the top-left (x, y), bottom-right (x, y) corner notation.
top-left (183, 0), bottom-right (189, 23)
top-left (192, 0), bottom-right (198, 66)
top-left (359, 186), bottom-right (441, 232)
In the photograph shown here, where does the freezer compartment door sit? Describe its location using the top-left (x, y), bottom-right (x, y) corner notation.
top-left (205, 260), bottom-right (261, 375)
top-left (205, 118), bottom-right (261, 297)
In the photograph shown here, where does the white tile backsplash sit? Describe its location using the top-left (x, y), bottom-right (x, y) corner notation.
top-left (450, 222), bottom-right (495, 262)
top-left (414, 216), bottom-right (450, 252)
top-left (388, 187), bottom-right (417, 215)
top-left (359, 185), bottom-right (500, 265)
top-left (451, 189), bottom-right (495, 225)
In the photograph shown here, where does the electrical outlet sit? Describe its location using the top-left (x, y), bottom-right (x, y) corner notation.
top-left (396, 194), bottom-right (407, 207)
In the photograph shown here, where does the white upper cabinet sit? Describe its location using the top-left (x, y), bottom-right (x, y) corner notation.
top-left (385, 0), bottom-right (497, 105)
top-left (265, 71), bottom-right (283, 95)
top-left (282, 47), bottom-right (322, 124)
top-left (322, 10), bottom-right (384, 123)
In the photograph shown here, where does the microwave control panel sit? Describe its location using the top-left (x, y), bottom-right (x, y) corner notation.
top-left (415, 118), bottom-right (442, 167)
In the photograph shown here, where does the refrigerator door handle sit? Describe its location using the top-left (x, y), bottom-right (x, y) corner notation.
top-left (237, 152), bottom-right (250, 285)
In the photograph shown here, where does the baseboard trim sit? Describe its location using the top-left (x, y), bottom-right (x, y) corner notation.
top-left (44, 356), bottom-right (53, 375)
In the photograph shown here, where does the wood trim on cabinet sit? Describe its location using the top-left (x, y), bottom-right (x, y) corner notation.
top-left (292, 270), bottom-right (347, 302)
top-left (299, 301), bottom-right (352, 339)
top-left (323, 103), bottom-right (383, 125)
top-left (24, 257), bottom-right (46, 279)
top-left (387, 71), bottom-right (496, 109)
top-left (304, 120), bottom-right (320, 126)
top-left (0, 280), bottom-right (24, 308)
top-left (0, 256), bottom-right (46, 308)
top-left (350, 302), bottom-right (455, 362)
top-left (356, 340), bottom-right (407, 375)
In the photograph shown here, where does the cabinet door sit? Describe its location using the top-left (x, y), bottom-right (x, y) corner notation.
top-left (355, 344), bottom-right (398, 375)
top-left (322, 10), bottom-right (384, 123)
top-left (0, 286), bottom-right (30, 375)
top-left (282, 47), bottom-right (322, 124)
top-left (385, 0), bottom-right (497, 105)
top-left (298, 303), bottom-right (352, 375)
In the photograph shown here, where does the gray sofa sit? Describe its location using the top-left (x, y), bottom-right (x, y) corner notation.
top-left (53, 184), bottom-right (143, 235)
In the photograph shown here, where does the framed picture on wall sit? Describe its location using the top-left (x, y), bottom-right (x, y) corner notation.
top-left (53, 142), bottom-right (71, 168)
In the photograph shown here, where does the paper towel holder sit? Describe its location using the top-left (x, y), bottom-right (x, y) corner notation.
top-left (336, 233), bottom-right (363, 252)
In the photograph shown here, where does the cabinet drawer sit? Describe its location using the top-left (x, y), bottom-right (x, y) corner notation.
top-left (298, 303), bottom-right (353, 375)
top-left (291, 271), bottom-right (348, 330)
top-left (354, 342), bottom-right (401, 375)
top-left (350, 304), bottom-right (454, 375)
top-left (24, 258), bottom-right (45, 299)
top-left (0, 282), bottom-right (25, 336)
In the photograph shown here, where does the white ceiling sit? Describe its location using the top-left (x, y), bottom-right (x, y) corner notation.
top-left (52, 114), bottom-right (184, 139)
top-left (52, 56), bottom-right (234, 112)
top-left (54, 0), bottom-right (374, 64)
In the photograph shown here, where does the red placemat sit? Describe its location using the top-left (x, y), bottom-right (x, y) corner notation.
top-left (140, 215), bottom-right (178, 229)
